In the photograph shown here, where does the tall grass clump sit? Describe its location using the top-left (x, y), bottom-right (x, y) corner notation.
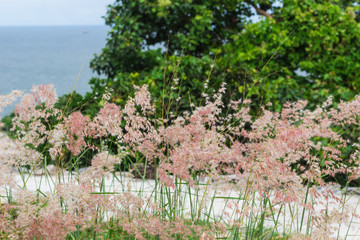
top-left (1, 83), bottom-right (360, 239)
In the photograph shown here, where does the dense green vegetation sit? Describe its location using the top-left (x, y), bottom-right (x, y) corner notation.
top-left (89, 0), bottom-right (360, 113)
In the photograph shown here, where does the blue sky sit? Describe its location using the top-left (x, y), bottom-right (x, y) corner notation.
top-left (0, 0), bottom-right (114, 26)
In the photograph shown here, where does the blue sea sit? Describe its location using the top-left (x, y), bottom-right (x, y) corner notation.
top-left (0, 26), bottom-right (108, 116)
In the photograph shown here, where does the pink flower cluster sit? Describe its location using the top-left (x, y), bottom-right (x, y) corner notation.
top-left (1, 84), bottom-right (360, 239)
top-left (12, 85), bottom-right (59, 149)
top-left (0, 90), bottom-right (22, 127)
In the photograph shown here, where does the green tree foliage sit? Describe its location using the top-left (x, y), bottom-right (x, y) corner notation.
top-left (89, 0), bottom-right (360, 114)
top-left (89, 0), bottom-right (254, 114)
top-left (221, 0), bottom-right (360, 110)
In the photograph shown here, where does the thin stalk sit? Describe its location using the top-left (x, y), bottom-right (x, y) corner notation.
top-left (299, 182), bottom-right (311, 233)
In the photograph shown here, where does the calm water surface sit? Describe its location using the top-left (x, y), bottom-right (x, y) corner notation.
top-left (0, 26), bottom-right (108, 116)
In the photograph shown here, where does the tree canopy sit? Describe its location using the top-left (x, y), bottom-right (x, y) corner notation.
top-left (89, 0), bottom-right (360, 114)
